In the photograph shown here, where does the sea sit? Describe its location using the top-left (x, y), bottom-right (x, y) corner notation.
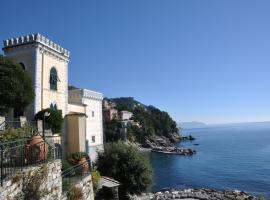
top-left (146, 122), bottom-right (270, 197)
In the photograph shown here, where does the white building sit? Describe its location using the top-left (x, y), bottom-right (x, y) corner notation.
top-left (2, 33), bottom-right (104, 162)
top-left (120, 111), bottom-right (133, 121)
top-left (69, 89), bottom-right (104, 161)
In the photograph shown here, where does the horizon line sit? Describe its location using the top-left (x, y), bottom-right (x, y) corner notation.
top-left (179, 120), bottom-right (270, 126)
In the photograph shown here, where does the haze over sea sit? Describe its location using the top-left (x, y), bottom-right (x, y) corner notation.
top-left (147, 122), bottom-right (270, 197)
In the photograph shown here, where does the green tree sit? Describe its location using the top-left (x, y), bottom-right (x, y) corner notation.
top-left (34, 108), bottom-right (63, 133)
top-left (96, 142), bottom-right (153, 198)
top-left (127, 124), bottom-right (142, 143)
top-left (104, 119), bottom-right (122, 142)
top-left (0, 55), bottom-right (34, 115)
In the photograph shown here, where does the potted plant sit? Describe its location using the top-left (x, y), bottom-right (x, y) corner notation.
top-left (67, 152), bottom-right (90, 175)
top-left (24, 133), bottom-right (49, 164)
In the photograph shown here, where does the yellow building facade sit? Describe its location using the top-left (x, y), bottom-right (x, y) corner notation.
top-left (3, 34), bottom-right (69, 119)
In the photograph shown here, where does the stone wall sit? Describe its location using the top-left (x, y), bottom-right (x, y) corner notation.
top-left (40, 160), bottom-right (62, 200)
top-left (0, 159), bottom-right (95, 200)
top-left (74, 175), bottom-right (95, 200)
top-left (0, 175), bottom-right (23, 200)
top-left (61, 174), bottom-right (94, 200)
top-left (0, 160), bottom-right (62, 200)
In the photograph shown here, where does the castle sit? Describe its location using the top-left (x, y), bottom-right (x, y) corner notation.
top-left (2, 33), bottom-right (104, 161)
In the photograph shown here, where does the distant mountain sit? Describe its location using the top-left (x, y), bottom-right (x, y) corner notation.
top-left (207, 121), bottom-right (270, 128)
top-left (179, 121), bottom-right (207, 129)
top-left (179, 121), bottom-right (270, 129)
top-left (108, 97), bottom-right (146, 111)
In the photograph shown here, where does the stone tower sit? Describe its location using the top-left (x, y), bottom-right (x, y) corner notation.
top-left (2, 34), bottom-right (70, 120)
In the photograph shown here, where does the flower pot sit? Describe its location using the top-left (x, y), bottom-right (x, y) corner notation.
top-left (75, 157), bottom-right (89, 175)
top-left (25, 135), bottom-right (49, 164)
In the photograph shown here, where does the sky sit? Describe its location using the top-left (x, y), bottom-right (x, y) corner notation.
top-left (1, 0), bottom-right (270, 124)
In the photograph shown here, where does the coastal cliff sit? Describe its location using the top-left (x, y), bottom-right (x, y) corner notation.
top-left (103, 97), bottom-right (180, 146)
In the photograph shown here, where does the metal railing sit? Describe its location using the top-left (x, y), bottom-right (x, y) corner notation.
top-left (0, 135), bottom-right (62, 186)
top-left (0, 120), bottom-right (52, 134)
top-left (61, 159), bottom-right (91, 193)
top-left (0, 120), bottom-right (31, 131)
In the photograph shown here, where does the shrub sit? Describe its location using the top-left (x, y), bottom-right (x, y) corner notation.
top-left (0, 128), bottom-right (24, 142)
top-left (34, 108), bottom-right (63, 133)
top-left (20, 122), bottom-right (37, 136)
top-left (104, 119), bottom-right (122, 142)
top-left (96, 142), bottom-right (153, 197)
top-left (66, 152), bottom-right (89, 166)
top-left (96, 187), bottom-right (117, 200)
top-left (62, 159), bottom-right (72, 171)
top-left (91, 168), bottom-right (101, 194)
top-left (0, 122), bottom-right (37, 142)
top-left (67, 186), bottom-right (83, 200)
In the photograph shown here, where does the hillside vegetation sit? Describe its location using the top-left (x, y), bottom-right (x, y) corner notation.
top-left (104, 97), bottom-right (179, 144)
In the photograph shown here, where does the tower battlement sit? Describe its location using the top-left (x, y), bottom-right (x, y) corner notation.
top-left (3, 33), bottom-right (70, 57)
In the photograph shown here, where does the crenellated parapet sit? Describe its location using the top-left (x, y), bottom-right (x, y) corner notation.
top-left (3, 33), bottom-right (70, 58)
top-left (69, 89), bottom-right (104, 102)
top-left (82, 89), bottom-right (103, 101)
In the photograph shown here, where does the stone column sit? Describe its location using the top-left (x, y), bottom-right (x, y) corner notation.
top-left (19, 116), bottom-right (27, 127)
top-left (33, 45), bottom-right (43, 116)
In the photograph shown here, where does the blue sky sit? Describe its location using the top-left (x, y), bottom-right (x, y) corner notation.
top-left (1, 0), bottom-right (270, 124)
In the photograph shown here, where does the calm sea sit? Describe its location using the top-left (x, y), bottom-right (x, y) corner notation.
top-left (146, 123), bottom-right (270, 197)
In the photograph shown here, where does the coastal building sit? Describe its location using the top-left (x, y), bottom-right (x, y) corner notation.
top-left (120, 110), bottom-right (133, 121)
top-left (2, 33), bottom-right (104, 161)
top-left (128, 120), bottom-right (141, 128)
top-left (103, 99), bottom-right (116, 109)
top-left (103, 108), bottom-right (118, 122)
top-left (68, 88), bottom-right (104, 161)
top-left (102, 99), bottom-right (118, 122)
top-left (3, 34), bottom-right (70, 120)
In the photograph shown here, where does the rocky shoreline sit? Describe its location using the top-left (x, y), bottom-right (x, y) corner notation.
top-left (138, 134), bottom-right (196, 156)
top-left (128, 188), bottom-right (258, 200)
top-left (151, 146), bottom-right (196, 156)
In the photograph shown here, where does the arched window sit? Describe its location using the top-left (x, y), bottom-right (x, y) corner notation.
top-left (19, 62), bottom-right (26, 70)
top-left (50, 103), bottom-right (58, 110)
top-left (50, 67), bottom-right (58, 90)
